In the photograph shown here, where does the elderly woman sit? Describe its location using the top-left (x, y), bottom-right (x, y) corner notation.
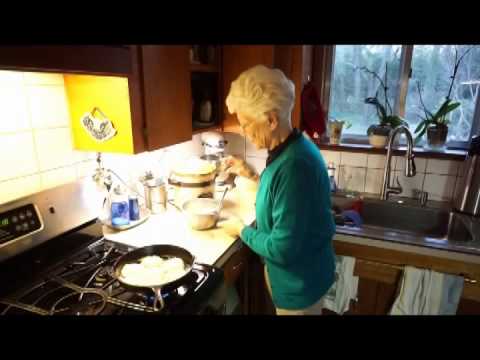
top-left (221, 65), bottom-right (336, 315)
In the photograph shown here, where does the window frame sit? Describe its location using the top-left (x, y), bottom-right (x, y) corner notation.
top-left (324, 45), bottom-right (480, 149)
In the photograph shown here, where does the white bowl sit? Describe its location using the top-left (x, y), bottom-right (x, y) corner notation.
top-left (182, 198), bottom-right (221, 230)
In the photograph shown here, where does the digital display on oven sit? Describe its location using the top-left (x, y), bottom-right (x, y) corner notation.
top-left (0, 204), bottom-right (42, 245)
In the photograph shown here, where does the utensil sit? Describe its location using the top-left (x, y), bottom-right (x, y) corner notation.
top-left (217, 187), bottom-right (228, 213)
top-left (112, 245), bottom-right (195, 311)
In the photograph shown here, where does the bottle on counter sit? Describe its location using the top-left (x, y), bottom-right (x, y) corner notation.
top-left (129, 193), bottom-right (140, 221)
top-left (111, 185), bottom-right (130, 227)
top-left (328, 162), bottom-right (337, 193)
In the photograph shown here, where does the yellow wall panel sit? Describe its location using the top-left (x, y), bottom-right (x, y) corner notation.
top-left (64, 74), bottom-right (134, 154)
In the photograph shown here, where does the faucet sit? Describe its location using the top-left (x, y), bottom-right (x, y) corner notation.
top-left (380, 125), bottom-right (416, 201)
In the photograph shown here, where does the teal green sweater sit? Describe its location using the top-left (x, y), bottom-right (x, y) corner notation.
top-left (241, 134), bottom-right (336, 310)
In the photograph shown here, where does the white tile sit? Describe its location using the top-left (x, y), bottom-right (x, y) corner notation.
top-left (34, 128), bottom-right (76, 171)
top-left (0, 85), bottom-right (30, 133)
top-left (365, 169), bottom-right (384, 194)
top-left (393, 171), bottom-right (426, 198)
top-left (320, 150), bottom-right (341, 168)
top-left (245, 138), bottom-right (268, 158)
top-left (0, 70), bottom-right (24, 85)
top-left (423, 174), bottom-right (457, 201)
top-left (101, 152), bottom-right (156, 184)
top-left (23, 72), bottom-right (64, 85)
top-left (76, 160), bottom-right (97, 179)
top-left (338, 166), bottom-right (366, 193)
top-left (0, 132), bottom-right (39, 181)
top-left (41, 166), bottom-right (77, 190)
top-left (74, 150), bottom-right (97, 162)
top-left (0, 174), bottom-right (42, 205)
top-left (367, 154), bottom-right (386, 169)
top-left (426, 159), bottom-right (459, 176)
top-left (246, 156), bottom-right (266, 176)
top-left (395, 156), bottom-right (427, 173)
top-left (223, 132), bottom-right (246, 159)
top-left (340, 152), bottom-right (367, 167)
top-left (164, 137), bottom-right (201, 157)
top-left (26, 85), bottom-right (70, 129)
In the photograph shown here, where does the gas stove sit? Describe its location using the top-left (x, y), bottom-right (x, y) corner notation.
top-left (0, 180), bottom-right (225, 316)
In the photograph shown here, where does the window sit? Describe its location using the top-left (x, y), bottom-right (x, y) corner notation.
top-left (326, 45), bottom-right (480, 148)
top-left (329, 45), bottom-right (401, 135)
top-left (405, 45), bottom-right (480, 143)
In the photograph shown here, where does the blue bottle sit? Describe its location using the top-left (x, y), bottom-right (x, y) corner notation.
top-left (111, 185), bottom-right (130, 227)
top-left (129, 194), bottom-right (140, 221)
top-left (328, 162), bottom-right (337, 193)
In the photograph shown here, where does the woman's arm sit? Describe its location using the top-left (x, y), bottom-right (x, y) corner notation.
top-left (240, 158), bottom-right (314, 265)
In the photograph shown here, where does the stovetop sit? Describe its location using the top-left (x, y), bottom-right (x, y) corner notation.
top-left (0, 221), bottom-right (224, 315)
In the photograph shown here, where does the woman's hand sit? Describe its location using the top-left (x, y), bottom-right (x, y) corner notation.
top-left (220, 156), bottom-right (259, 181)
top-left (218, 216), bottom-right (246, 238)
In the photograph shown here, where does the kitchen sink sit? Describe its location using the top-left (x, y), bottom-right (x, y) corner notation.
top-left (331, 195), bottom-right (480, 255)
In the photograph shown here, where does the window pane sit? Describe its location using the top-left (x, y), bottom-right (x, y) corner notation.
top-left (405, 45), bottom-right (480, 143)
top-left (328, 45), bottom-right (402, 135)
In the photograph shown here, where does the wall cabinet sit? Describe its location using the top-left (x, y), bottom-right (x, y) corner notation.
top-left (0, 46), bottom-right (132, 75)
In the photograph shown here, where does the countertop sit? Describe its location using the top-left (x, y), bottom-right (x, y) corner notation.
top-left (102, 187), bottom-right (257, 268)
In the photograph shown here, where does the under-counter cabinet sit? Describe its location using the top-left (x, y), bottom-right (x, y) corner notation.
top-left (328, 241), bottom-right (480, 315)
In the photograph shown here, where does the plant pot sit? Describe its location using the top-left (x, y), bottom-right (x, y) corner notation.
top-left (368, 134), bottom-right (389, 148)
top-left (367, 124), bottom-right (392, 148)
top-left (426, 125), bottom-right (448, 151)
top-left (328, 121), bottom-right (344, 145)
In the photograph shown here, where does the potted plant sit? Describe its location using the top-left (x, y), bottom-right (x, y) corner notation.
top-left (414, 47), bottom-right (473, 150)
top-left (328, 119), bottom-right (351, 145)
top-left (360, 65), bottom-right (408, 148)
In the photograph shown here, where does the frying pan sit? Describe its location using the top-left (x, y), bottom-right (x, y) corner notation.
top-left (112, 245), bottom-right (195, 311)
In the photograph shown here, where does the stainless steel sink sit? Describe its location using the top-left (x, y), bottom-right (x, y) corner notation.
top-left (332, 195), bottom-right (480, 255)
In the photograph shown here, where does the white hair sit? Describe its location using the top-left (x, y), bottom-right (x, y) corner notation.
top-left (225, 65), bottom-right (295, 127)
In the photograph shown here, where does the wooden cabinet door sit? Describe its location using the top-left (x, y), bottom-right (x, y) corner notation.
top-left (0, 46), bottom-right (131, 75)
top-left (221, 46), bottom-right (275, 133)
top-left (274, 45), bottom-right (312, 129)
top-left (141, 46), bottom-right (193, 150)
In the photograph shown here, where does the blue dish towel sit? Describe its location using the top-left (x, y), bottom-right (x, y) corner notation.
top-left (341, 210), bottom-right (363, 227)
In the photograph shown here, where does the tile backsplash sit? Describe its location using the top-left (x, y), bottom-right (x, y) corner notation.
top-left (320, 149), bottom-right (464, 202)
top-left (0, 71), bottom-right (96, 204)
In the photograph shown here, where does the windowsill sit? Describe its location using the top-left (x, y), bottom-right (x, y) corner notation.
top-left (317, 142), bottom-right (467, 160)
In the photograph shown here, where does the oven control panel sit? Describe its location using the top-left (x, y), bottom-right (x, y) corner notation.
top-left (0, 204), bottom-right (43, 246)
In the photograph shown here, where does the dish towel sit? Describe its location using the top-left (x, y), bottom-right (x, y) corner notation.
top-left (301, 81), bottom-right (326, 140)
top-left (390, 266), bottom-right (464, 315)
top-left (323, 255), bottom-right (359, 314)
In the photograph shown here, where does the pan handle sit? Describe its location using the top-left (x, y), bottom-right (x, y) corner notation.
top-left (152, 287), bottom-right (164, 311)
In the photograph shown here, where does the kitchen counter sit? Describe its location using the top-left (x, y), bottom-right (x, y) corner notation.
top-left (102, 187), bottom-right (257, 268)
